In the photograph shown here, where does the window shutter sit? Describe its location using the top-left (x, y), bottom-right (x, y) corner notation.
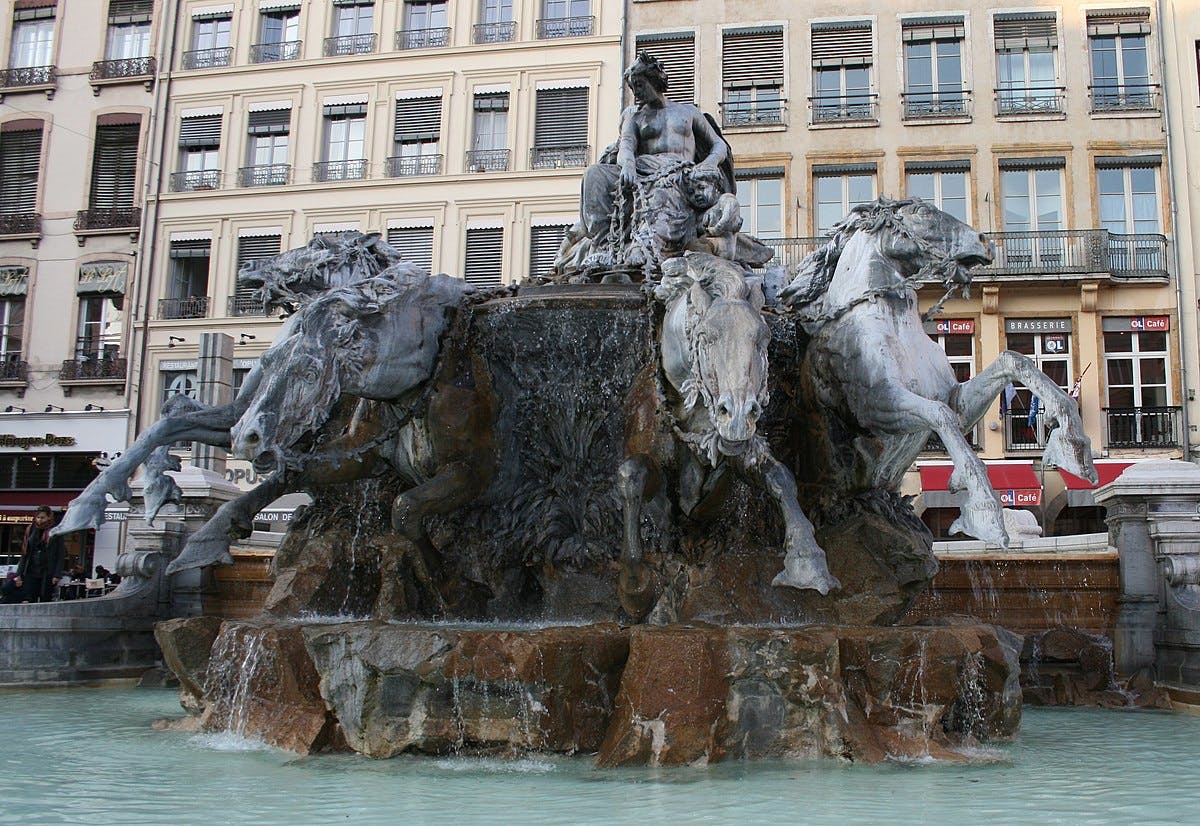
top-left (994, 12), bottom-right (1058, 50)
top-left (1087, 8), bottom-right (1151, 37)
top-left (89, 123), bottom-right (140, 210)
top-left (108, 0), bottom-right (152, 24)
top-left (179, 114), bottom-right (222, 147)
top-left (386, 225), bottom-right (434, 273)
top-left (811, 22), bottom-right (872, 68)
top-left (464, 227), bottom-right (503, 287)
top-left (169, 238), bottom-right (212, 258)
top-left (247, 109), bottom-right (290, 136)
top-left (473, 93), bottom-right (509, 112)
top-left (635, 32), bottom-right (695, 105)
top-left (322, 103), bottom-right (368, 117)
top-left (235, 235), bottom-right (280, 307)
top-left (722, 26), bottom-right (784, 90)
top-left (13, 1), bottom-right (55, 23)
top-left (902, 16), bottom-right (965, 42)
top-left (0, 128), bottom-right (43, 214)
top-left (534, 88), bottom-right (588, 148)
top-left (394, 96), bottom-right (441, 142)
top-left (529, 224), bottom-right (570, 279)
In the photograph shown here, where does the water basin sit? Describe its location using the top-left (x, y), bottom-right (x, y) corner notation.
top-left (2, 688), bottom-right (1198, 825)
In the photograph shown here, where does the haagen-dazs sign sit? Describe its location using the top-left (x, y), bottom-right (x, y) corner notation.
top-left (0, 433), bottom-right (77, 450)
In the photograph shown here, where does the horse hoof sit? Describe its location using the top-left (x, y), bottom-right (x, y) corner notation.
top-left (772, 557), bottom-right (840, 596)
top-left (618, 566), bottom-right (657, 621)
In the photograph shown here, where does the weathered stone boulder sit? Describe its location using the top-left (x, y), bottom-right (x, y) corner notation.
top-left (1022, 625), bottom-right (1170, 708)
top-left (155, 616), bottom-right (222, 715)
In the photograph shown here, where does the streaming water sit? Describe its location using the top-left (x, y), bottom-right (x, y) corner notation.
top-left (2, 689), bottom-right (1198, 825)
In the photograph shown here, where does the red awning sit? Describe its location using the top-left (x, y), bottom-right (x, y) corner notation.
top-left (0, 491), bottom-right (80, 508)
top-left (919, 462), bottom-right (1042, 506)
top-left (1059, 461), bottom-right (1134, 490)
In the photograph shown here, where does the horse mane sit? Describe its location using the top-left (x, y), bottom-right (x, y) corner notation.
top-left (654, 252), bottom-right (749, 304)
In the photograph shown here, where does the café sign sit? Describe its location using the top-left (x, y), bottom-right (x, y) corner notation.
top-left (1101, 316), bottom-right (1170, 332)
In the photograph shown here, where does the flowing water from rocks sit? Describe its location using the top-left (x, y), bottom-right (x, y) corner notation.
top-left (3, 689), bottom-right (1199, 824)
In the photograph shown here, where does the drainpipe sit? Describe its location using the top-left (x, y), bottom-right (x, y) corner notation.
top-left (133, 0), bottom-right (183, 438)
top-left (1157, 0), bottom-right (1192, 461)
top-left (620, 0), bottom-right (630, 105)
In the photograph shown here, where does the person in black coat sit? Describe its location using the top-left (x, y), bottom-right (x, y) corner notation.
top-left (13, 506), bottom-right (65, 603)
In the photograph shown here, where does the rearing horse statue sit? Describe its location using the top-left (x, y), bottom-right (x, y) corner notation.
top-left (781, 198), bottom-right (1097, 547)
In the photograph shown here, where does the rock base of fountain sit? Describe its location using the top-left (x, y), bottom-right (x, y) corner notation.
top-left (158, 617), bottom-right (1020, 764)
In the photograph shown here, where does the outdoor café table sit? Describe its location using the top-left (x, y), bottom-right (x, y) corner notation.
top-left (57, 580), bottom-right (86, 601)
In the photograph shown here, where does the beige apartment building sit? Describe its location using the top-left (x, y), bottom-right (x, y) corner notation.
top-left (0, 0), bottom-right (161, 572)
top-left (629, 0), bottom-right (1187, 537)
top-left (135, 0), bottom-right (622, 496)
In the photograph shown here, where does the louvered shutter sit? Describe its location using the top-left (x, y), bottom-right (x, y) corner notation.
top-left (473, 93), bottom-right (508, 112)
top-left (89, 123), bottom-right (139, 210)
top-left (386, 226), bottom-right (434, 273)
top-left (247, 109), bottom-right (290, 136)
top-left (722, 26), bottom-right (784, 91)
top-left (179, 115), bottom-right (222, 148)
top-left (108, 0), bottom-right (152, 24)
top-left (394, 96), bottom-right (441, 142)
top-left (0, 128), bottom-right (43, 214)
top-left (635, 32), bottom-right (695, 104)
top-left (234, 235), bottom-right (280, 311)
top-left (902, 16), bottom-right (965, 43)
top-left (529, 224), bottom-right (569, 279)
top-left (994, 13), bottom-right (1058, 50)
top-left (1087, 8), bottom-right (1151, 37)
top-left (811, 22), bottom-right (872, 67)
top-left (464, 228), bottom-right (503, 287)
top-left (169, 238), bottom-right (211, 258)
top-left (534, 88), bottom-right (587, 148)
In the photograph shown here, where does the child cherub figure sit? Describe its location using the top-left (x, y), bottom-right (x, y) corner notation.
top-left (686, 165), bottom-right (743, 260)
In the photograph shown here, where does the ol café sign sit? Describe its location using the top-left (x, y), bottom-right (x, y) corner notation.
top-left (998, 489), bottom-right (1041, 507)
top-left (1127, 316), bottom-right (1169, 331)
top-left (932, 319), bottom-right (974, 335)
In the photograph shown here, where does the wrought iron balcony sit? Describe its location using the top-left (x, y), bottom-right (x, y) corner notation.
top-left (1105, 406), bottom-right (1182, 449)
top-left (181, 47), bottom-right (232, 70)
top-left (719, 100), bottom-right (787, 128)
top-left (0, 356), bottom-right (28, 384)
top-left (530, 145), bottom-right (589, 170)
top-left (323, 33), bottom-right (376, 56)
top-left (465, 149), bottom-right (510, 172)
top-left (384, 155), bottom-right (442, 177)
top-left (396, 28), bottom-right (451, 50)
top-left (902, 90), bottom-right (972, 120)
top-left (809, 95), bottom-right (878, 124)
top-left (60, 354), bottom-right (127, 382)
top-left (0, 65), bottom-right (56, 93)
top-left (0, 213), bottom-right (41, 237)
top-left (1089, 84), bottom-right (1160, 113)
top-left (227, 295), bottom-right (270, 317)
top-left (158, 296), bottom-right (210, 320)
top-left (1004, 410), bottom-right (1046, 451)
top-left (922, 428), bottom-right (981, 453)
top-left (90, 56), bottom-right (155, 83)
top-left (758, 237), bottom-right (823, 270)
top-left (313, 159), bottom-right (368, 182)
top-left (237, 164), bottom-right (291, 187)
top-left (536, 16), bottom-right (594, 38)
top-left (995, 86), bottom-right (1065, 116)
top-left (473, 21), bottom-right (516, 44)
top-left (169, 169), bottom-right (221, 192)
top-left (74, 208), bottom-right (141, 232)
top-left (249, 40), bottom-right (302, 63)
top-left (1108, 233), bottom-right (1169, 279)
top-left (966, 229), bottom-right (1169, 281)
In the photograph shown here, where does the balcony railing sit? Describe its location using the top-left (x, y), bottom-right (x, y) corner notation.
top-left (758, 237), bottom-right (823, 269)
top-left (228, 295), bottom-right (270, 317)
top-left (1089, 84), bottom-right (1160, 113)
top-left (384, 155), bottom-right (442, 177)
top-left (396, 28), bottom-right (451, 50)
top-left (1105, 406), bottom-right (1182, 449)
top-left (996, 86), bottom-right (1065, 116)
top-left (1107, 233), bottom-right (1169, 278)
top-left (923, 427), bottom-right (981, 453)
top-left (0, 213), bottom-right (41, 237)
top-left (530, 145), bottom-right (589, 169)
top-left (249, 40), bottom-right (302, 63)
top-left (809, 94), bottom-right (878, 124)
top-left (968, 229), bottom-right (1169, 280)
top-left (158, 296), bottom-right (210, 320)
top-left (181, 47), bottom-right (232, 70)
top-left (60, 355), bottom-right (127, 382)
top-left (169, 169), bottom-right (221, 192)
top-left (313, 159), bottom-right (368, 182)
top-left (237, 164), bottom-right (291, 187)
top-left (323, 33), bottom-right (376, 56)
top-left (90, 56), bottom-right (155, 82)
top-left (720, 100), bottom-right (787, 128)
top-left (0, 65), bottom-right (56, 91)
top-left (74, 207), bottom-right (141, 232)
top-left (902, 90), bottom-right (972, 120)
top-left (536, 16), bottom-right (594, 38)
top-left (1004, 411), bottom-right (1047, 452)
top-left (473, 21), bottom-right (516, 44)
top-left (465, 149), bottom-right (510, 172)
top-left (0, 357), bottom-right (28, 383)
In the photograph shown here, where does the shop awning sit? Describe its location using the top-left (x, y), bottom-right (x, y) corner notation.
top-left (1059, 461), bottom-right (1135, 506)
top-left (919, 462), bottom-right (1042, 507)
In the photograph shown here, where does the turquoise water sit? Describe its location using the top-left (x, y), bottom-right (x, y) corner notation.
top-left (2, 688), bottom-right (1199, 825)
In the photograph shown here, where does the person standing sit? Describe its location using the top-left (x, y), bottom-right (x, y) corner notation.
top-left (13, 506), bottom-right (65, 603)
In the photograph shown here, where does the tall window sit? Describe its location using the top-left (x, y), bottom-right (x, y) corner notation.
top-left (387, 225), bottom-right (435, 273)
top-left (634, 33), bottom-right (695, 105)
top-left (105, 0), bottom-right (152, 60)
top-left (186, 11), bottom-right (232, 68)
top-left (469, 92), bottom-right (509, 171)
top-left (529, 223), bottom-right (571, 279)
top-left (9, 3), bottom-right (55, 69)
top-left (1104, 318), bottom-right (1173, 446)
top-left (164, 239), bottom-right (210, 319)
top-left (811, 22), bottom-right (873, 123)
top-left (1097, 157), bottom-right (1162, 273)
top-left (0, 295), bottom-right (25, 365)
top-left (994, 12), bottom-right (1059, 115)
top-left (0, 124), bottom-right (44, 217)
top-left (254, 5), bottom-right (300, 62)
top-left (1088, 9), bottom-right (1153, 110)
top-left (400, 1), bottom-right (449, 48)
top-left (813, 165), bottom-right (875, 235)
top-left (327, 0), bottom-right (375, 54)
top-left (318, 103), bottom-right (367, 181)
top-left (532, 87), bottom-right (588, 169)
top-left (905, 162), bottom-right (969, 224)
top-left (925, 319), bottom-right (977, 449)
top-left (390, 95), bottom-right (442, 176)
top-left (243, 108), bottom-right (291, 185)
top-left (174, 113), bottom-right (222, 191)
top-left (464, 227), bottom-right (504, 286)
top-left (721, 26), bottom-right (785, 126)
top-left (232, 234), bottom-right (281, 316)
top-left (736, 172), bottom-right (783, 237)
top-left (1004, 319), bottom-right (1072, 450)
top-left (539, 0), bottom-right (592, 38)
top-left (89, 120), bottom-right (140, 211)
top-left (161, 370), bottom-right (198, 406)
top-left (480, 0), bottom-right (513, 24)
top-left (903, 17), bottom-right (966, 118)
top-left (476, 0), bottom-right (515, 43)
top-left (75, 295), bottom-right (121, 360)
top-left (999, 159), bottom-right (1064, 267)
